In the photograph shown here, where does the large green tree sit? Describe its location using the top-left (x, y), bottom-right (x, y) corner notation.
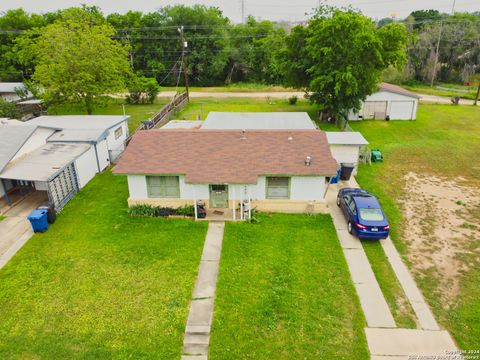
top-left (280, 7), bottom-right (408, 120)
top-left (27, 8), bottom-right (132, 114)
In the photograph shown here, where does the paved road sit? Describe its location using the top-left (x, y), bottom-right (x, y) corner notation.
top-left (159, 90), bottom-right (477, 105)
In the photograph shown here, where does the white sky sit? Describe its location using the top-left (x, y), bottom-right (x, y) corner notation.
top-left (0, 0), bottom-right (478, 22)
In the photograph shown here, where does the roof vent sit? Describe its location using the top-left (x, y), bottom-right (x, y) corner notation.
top-left (240, 129), bottom-right (247, 140)
top-left (305, 156), bottom-right (312, 166)
top-left (287, 136), bottom-right (293, 141)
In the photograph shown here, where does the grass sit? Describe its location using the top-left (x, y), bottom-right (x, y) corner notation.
top-left (404, 83), bottom-right (478, 100)
top-left (0, 171), bottom-right (208, 358)
top-left (48, 98), bottom-right (169, 134)
top-left (362, 240), bottom-right (417, 328)
top-left (210, 213), bottom-right (369, 359)
top-left (350, 104), bottom-right (480, 348)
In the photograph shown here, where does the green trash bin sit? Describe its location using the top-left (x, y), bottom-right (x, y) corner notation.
top-left (371, 149), bottom-right (384, 162)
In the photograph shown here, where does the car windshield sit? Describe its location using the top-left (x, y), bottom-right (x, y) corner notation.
top-left (359, 208), bottom-right (384, 221)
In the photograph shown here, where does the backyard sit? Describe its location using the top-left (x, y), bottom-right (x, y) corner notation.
top-left (351, 104), bottom-right (480, 349)
top-left (0, 171), bottom-right (208, 358)
top-left (210, 214), bottom-right (369, 359)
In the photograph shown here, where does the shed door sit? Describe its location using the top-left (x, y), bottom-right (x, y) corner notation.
top-left (363, 101), bottom-right (387, 120)
top-left (210, 185), bottom-right (228, 208)
top-left (389, 100), bottom-right (415, 120)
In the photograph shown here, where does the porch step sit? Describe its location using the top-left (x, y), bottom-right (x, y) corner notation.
top-left (183, 342), bottom-right (209, 356)
top-left (185, 325), bottom-right (211, 334)
top-left (184, 332), bottom-right (210, 345)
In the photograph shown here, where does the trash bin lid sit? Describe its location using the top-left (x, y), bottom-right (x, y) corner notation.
top-left (27, 209), bottom-right (47, 220)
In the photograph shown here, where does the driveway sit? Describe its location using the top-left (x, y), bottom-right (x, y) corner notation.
top-left (0, 192), bottom-right (47, 269)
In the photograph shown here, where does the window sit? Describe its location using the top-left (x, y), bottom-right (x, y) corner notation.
top-left (146, 176), bottom-right (179, 198)
top-left (266, 177), bottom-right (290, 199)
top-left (359, 208), bottom-right (384, 221)
top-left (114, 126), bottom-right (123, 140)
top-left (348, 200), bottom-right (357, 215)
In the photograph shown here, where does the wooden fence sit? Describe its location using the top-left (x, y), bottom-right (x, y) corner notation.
top-left (126, 91), bottom-right (189, 144)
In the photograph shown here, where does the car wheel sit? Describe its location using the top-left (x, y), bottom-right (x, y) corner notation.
top-left (336, 195), bottom-right (340, 207)
top-left (348, 221), bottom-right (353, 234)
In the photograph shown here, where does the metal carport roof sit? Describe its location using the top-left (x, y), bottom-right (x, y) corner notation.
top-left (0, 125), bottom-right (37, 172)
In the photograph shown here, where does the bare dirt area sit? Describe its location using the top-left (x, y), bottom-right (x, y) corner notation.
top-left (401, 172), bottom-right (480, 304)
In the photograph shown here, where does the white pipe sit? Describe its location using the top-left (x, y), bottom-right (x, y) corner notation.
top-left (232, 185), bottom-right (236, 221)
top-left (193, 186), bottom-right (198, 220)
top-left (240, 187), bottom-right (243, 221)
top-left (248, 186), bottom-right (252, 220)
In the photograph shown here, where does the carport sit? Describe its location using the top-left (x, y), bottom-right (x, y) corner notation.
top-left (0, 142), bottom-right (91, 211)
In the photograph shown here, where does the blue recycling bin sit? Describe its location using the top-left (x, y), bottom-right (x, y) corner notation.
top-left (330, 168), bottom-right (342, 184)
top-left (27, 209), bottom-right (49, 233)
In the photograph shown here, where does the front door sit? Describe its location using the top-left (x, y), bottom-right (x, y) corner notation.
top-left (210, 184), bottom-right (228, 208)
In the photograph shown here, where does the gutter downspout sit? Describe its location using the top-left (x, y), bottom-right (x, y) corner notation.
top-left (93, 143), bottom-right (101, 172)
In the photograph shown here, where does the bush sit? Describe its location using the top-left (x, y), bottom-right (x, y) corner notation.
top-left (127, 75), bottom-right (160, 104)
top-left (157, 207), bottom-right (175, 217)
top-left (176, 204), bottom-right (195, 217)
top-left (288, 95), bottom-right (298, 105)
top-left (127, 204), bottom-right (158, 217)
top-left (0, 98), bottom-right (20, 119)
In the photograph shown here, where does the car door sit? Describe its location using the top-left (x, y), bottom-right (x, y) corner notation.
top-left (347, 199), bottom-right (358, 223)
top-left (340, 194), bottom-right (351, 219)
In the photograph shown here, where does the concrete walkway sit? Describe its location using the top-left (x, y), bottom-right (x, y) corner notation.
top-left (182, 222), bottom-right (225, 360)
top-left (327, 180), bottom-right (458, 358)
top-left (327, 185), bottom-right (396, 328)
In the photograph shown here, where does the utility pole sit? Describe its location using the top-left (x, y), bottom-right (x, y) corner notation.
top-left (474, 82), bottom-right (480, 106)
top-left (178, 26), bottom-right (189, 97)
top-left (430, 0), bottom-right (457, 87)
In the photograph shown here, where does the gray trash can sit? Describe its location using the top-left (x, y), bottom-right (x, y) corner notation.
top-left (340, 163), bottom-right (355, 181)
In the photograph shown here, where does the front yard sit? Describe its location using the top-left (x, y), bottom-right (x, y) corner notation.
top-left (351, 104), bottom-right (480, 349)
top-left (210, 214), bottom-right (369, 359)
top-left (0, 171), bottom-right (207, 358)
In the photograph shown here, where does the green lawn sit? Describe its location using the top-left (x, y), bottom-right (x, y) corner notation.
top-left (176, 97), bottom-right (319, 121)
top-left (48, 98), bottom-right (169, 134)
top-left (0, 171), bottom-right (208, 359)
top-left (351, 104), bottom-right (480, 349)
top-left (210, 214), bottom-right (369, 359)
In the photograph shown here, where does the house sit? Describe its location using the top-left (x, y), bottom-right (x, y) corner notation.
top-left (0, 115), bottom-right (129, 211)
top-left (194, 112), bottom-right (368, 176)
top-left (201, 112), bottom-right (317, 129)
top-left (325, 132), bottom-right (368, 175)
top-left (113, 129), bottom-right (338, 219)
top-left (0, 82), bottom-right (29, 102)
top-left (350, 83), bottom-right (419, 120)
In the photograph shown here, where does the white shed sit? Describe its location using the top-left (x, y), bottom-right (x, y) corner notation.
top-left (350, 83), bottom-right (419, 121)
top-left (325, 132), bottom-right (369, 175)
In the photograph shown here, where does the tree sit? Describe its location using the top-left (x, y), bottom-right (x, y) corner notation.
top-left (280, 7), bottom-right (408, 121)
top-left (127, 75), bottom-right (160, 104)
top-left (27, 8), bottom-right (132, 114)
top-left (0, 97), bottom-right (19, 118)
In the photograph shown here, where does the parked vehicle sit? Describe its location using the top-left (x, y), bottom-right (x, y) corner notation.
top-left (336, 188), bottom-right (390, 239)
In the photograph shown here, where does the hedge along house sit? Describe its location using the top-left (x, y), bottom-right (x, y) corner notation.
top-left (349, 83), bottom-right (420, 121)
top-left (113, 129), bottom-right (338, 220)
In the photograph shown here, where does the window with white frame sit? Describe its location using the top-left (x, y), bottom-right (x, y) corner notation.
top-left (114, 126), bottom-right (123, 140)
top-left (146, 176), bottom-right (180, 198)
top-left (266, 177), bottom-right (290, 199)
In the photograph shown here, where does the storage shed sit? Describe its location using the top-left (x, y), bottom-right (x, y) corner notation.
top-left (325, 132), bottom-right (369, 175)
top-left (350, 83), bottom-right (419, 121)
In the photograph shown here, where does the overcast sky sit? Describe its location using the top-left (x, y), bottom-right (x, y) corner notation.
top-left (0, 0), bottom-right (478, 22)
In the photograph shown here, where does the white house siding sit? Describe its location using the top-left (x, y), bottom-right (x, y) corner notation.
top-left (126, 174), bottom-right (328, 213)
top-left (350, 90), bottom-right (418, 120)
top-left (11, 128), bottom-right (55, 162)
top-left (329, 145), bottom-right (361, 175)
top-left (34, 181), bottom-right (48, 191)
top-left (0, 93), bottom-right (21, 102)
top-left (95, 139), bottom-right (110, 171)
top-left (74, 146), bottom-right (97, 188)
top-left (106, 121), bottom-right (129, 152)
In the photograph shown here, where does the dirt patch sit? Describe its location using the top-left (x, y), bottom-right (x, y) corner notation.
top-left (400, 172), bottom-right (480, 304)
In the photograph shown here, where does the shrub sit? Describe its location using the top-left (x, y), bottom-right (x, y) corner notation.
top-left (127, 204), bottom-right (158, 217)
top-left (157, 207), bottom-right (175, 217)
top-left (288, 95), bottom-right (298, 105)
top-left (176, 204), bottom-right (195, 217)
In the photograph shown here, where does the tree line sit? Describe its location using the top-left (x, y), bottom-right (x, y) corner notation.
top-left (0, 5), bottom-right (478, 117)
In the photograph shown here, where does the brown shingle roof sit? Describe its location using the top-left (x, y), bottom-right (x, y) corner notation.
top-left (379, 83), bottom-right (420, 98)
top-left (113, 129), bottom-right (338, 184)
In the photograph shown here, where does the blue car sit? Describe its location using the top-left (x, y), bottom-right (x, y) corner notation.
top-left (337, 188), bottom-right (390, 239)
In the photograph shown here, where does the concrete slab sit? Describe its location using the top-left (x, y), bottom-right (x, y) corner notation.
top-left (0, 217), bottom-right (33, 270)
top-left (365, 328), bottom-right (457, 356)
top-left (187, 296), bottom-right (214, 326)
top-left (182, 356), bottom-right (207, 360)
top-left (192, 261), bottom-right (220, 299)
top-left (380, 238), bottom-right (440, 331)
top-left (356, 283), bottom-right (396, 328)
top-left (344, 249), bottom-right (378, 284)
top-left (201, 223), bottom-right (224, 261)
top-left (337, 229), bottom-right (363, 249)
